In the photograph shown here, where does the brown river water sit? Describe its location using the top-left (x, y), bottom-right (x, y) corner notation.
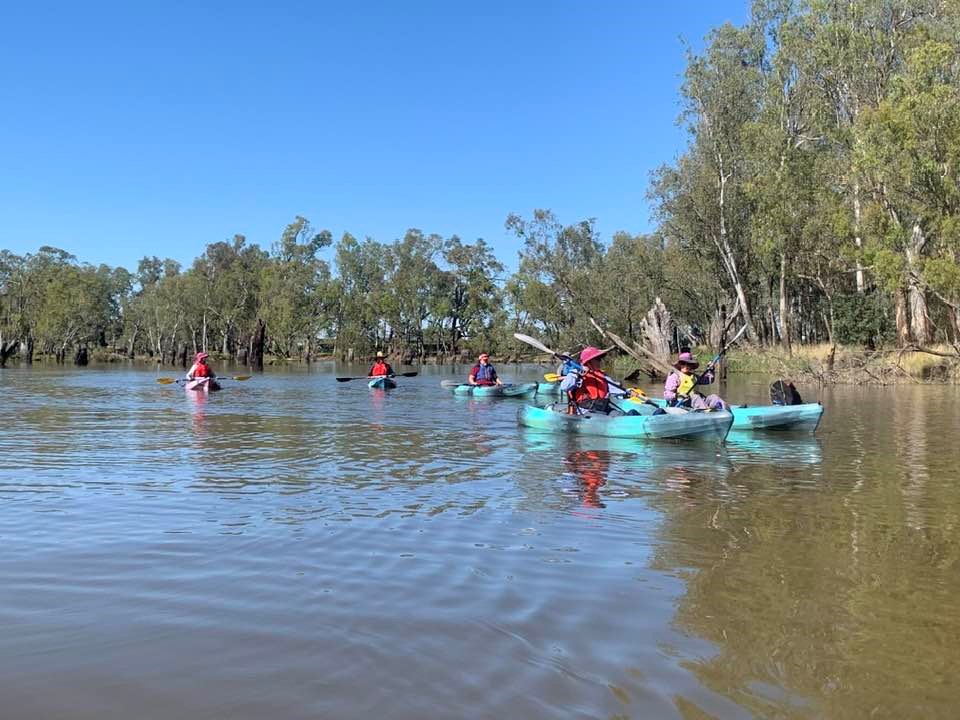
top-left (2, 364), bottom-right (959, 719)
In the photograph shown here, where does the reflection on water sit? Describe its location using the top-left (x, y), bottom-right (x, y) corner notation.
top-left (1, 364), bottom-right (959, 719)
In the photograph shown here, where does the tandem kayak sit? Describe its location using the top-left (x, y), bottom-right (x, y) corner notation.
top-left (368, 376), bottom-right (397, 390)
top-left (623, 396), bottom-right (823, 432)
top-left (518, 403), bottom-right (734, 441)
top-left (184, 377), bottom-right (221, 392)
top-left (450, 382), bottom-right (538, 398)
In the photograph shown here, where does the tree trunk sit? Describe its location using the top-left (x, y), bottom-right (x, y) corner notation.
top-left (905, 222), bottom-right (931, 344)
top-left (779, 254), bottom-right (791, 353)
top-left (895, 287), bottom-right (911, 347)
top-left (250, 318), bottom-right (265, 371)
top-left (20, 335), bottom-right (34, 365)
top-left (853, 180), bottom-right (865, 293)
top-left (74, 345), bottom-right (89, 366)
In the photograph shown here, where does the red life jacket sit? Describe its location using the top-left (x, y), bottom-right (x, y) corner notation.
top-left (194, 363), bottom-right (211, 378)
top-left (572, 368), bottom-right (608, 402)
top-left (370, 361), bottom-right (391, 377)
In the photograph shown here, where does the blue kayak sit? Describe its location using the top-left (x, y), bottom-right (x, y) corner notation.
top-left (368, 376), bottom-right (397, 389)
top-left (450, 382), bottom-right (537, 398)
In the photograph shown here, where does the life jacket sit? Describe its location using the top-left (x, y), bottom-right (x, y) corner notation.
top-left (472, 363), bottom-right (497, 385)
top-left (370, 361), bottom-right (390, 377)
top-left (194, 363), bottom-right (211, 378)
top-left (677, 372), bottom-right (696, 397)
top-left (572, 368), bottom-right (609, 402)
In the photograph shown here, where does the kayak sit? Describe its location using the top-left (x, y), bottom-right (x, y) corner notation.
top-left (368, 376), bottom-right (397, 390)
top-left (185, 377), bottom-right (221, 392)
top-left (624, 395), bottom-right (823, 432)
top-left (536, 381), bottom-right (562, 396)
top-left (450, 382), bottom-right (537, 398)
top-left (728, 402), bottom-right (823, 431)
top-left (518, 403), bottom-right (734, 441)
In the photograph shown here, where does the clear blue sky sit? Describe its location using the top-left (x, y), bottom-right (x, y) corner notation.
top-left (1, 1), bottom-right (748, 272)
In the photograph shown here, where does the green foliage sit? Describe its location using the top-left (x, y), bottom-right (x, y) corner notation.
top-left (832, 292), bottom-right (894, 348)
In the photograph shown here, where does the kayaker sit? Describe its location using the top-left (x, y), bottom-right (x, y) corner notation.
top-left (468, 353), bottom-right (503, 386)
top-left (368, 351), bottom-right (394, 378)
top-left (560, 346), bottom-right (613, 413)
top-left (663, 351), bottom-right (726, 410)
top-left (186, 351), bottom-right (217, 381)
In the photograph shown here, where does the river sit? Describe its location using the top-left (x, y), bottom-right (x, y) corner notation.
top-left (2, 364), bottom-right (958, 719)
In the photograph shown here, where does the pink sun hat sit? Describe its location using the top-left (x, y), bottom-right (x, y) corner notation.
top-left (673, 351), bottom-right (699, 369)
top-left (579, 346), bottom-right (609, 364)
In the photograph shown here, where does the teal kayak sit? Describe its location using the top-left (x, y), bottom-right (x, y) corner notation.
top-left (536, 381), bottom-right (562, 396)
top-left (622, 395), bottom-right (823, 432)
top-left (728, 402), bottom-right (822, 431)
top-left (368, 376), bottom-right (397, 389)
top-left (451, 382), bottom-right (537, 398)
top-left (518, 403), bottom-right (734, 441)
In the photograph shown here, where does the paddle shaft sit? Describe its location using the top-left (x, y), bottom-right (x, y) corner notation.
top-left (336, 371), bottom-right (418, 382)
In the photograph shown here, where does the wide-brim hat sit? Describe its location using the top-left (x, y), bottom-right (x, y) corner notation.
top-left (674, 351), bottom-right (699, 369)
top-left (195, 352), bottom-right (209, 362)
top-left (376, 351), bottom-right (384, 358)
top-left (579, 346), bottom-right (610, 364)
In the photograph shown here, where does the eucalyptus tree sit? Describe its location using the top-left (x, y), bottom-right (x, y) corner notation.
top-left (333, 232), bottom-right (389, 356)
top-left (259, 217), bottom-right (334, 359)
top-left (440, 236), bottom-right (504, 355)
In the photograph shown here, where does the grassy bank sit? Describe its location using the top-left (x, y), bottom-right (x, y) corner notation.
top-left (724, 344), bottom-right (960, 384)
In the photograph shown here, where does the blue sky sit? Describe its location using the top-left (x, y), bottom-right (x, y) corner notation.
top-left (1, 1), bottom-right (748, 272)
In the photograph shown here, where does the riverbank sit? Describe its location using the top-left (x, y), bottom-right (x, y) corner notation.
top-left (724, 344), bottom-right (960, 385)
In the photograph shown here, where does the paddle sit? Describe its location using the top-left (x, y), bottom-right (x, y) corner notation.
top-left (335, 371), bottom-right (418, 382)
top-left (156, 375), bottom-right (251, 385)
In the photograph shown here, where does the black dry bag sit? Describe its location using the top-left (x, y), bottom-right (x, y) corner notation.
top-left (770, 378), bottom-right (803, 406)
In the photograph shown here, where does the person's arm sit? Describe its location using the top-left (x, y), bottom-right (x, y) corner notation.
top-left (468, 366), bottom-right (478, 385)
top-left (663, 373), bottom-right (679, 401)
top-left (696, 369), bottom-right (714, 386)
top-left (387, 364), bottom-right (395, 377)
top-left (494, 368), bottom-right (503, 385)
top-left (186, 363), bottom-right (197, 380)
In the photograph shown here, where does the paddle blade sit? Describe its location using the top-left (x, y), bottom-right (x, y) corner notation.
top-left (440, 380), bottom-right (461, 389)
top-left (513, 332), bottom-right (554, 356)
top-left (400, 371), bottom-right (419, 377)
top-left (543, 373), bottom-right (561, 383)
top-left (335, 377), bottom-right (355, 382)
top-left (155, 377), bottom-right (178, 384)
top-left (232, 375), bottom-right (252, 381)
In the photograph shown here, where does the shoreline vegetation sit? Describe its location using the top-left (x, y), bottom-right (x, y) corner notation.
top-left (4, 3), bottom-right (960, 384)
top-left (11, 343), bottom-right (959, 385)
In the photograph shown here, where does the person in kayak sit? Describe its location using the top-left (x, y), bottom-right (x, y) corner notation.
top-left (368, 351), bottom-right (394, 378)
top-left (468, 353), bottom-right (503, 386)
top-left (186, 351), bottom-right (217, 381)
top-left (663, 351), bottom-right (726, 410)
top-left (560, 346), bottom-right (613, 413)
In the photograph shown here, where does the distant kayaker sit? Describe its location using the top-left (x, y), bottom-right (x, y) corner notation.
top-left (186, 352), bottom-right (217, 381)
top-left (469, 353), bottom-right (503, 386)
top-left (663, 352), bottom-right (726, 410)
top-left (560, 346), bottom-right (612, 413)
top-left (368, 351), bottom-right (394, 378)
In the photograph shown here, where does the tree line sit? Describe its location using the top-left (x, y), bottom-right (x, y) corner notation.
top-left (2, 0), bottom-right (959, 369)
